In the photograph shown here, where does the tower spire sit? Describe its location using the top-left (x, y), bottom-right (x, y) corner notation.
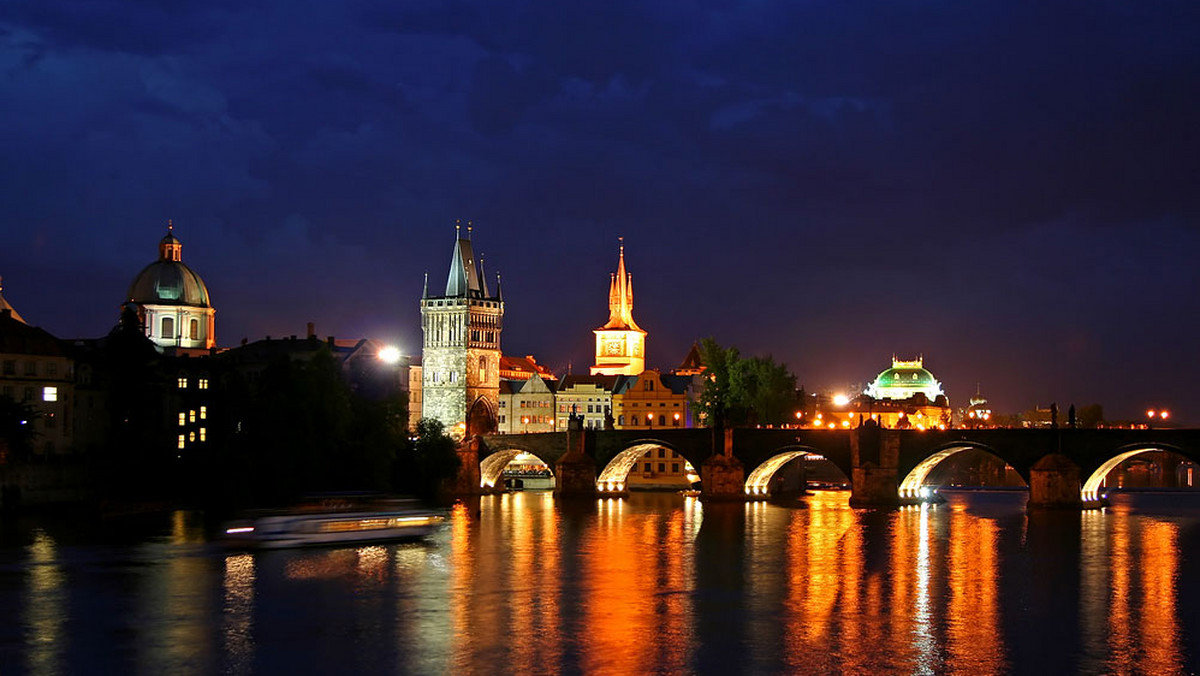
top-left (422, 271), bottom-right (429, 299)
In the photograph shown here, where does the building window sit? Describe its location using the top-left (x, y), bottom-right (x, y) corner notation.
top-left (200, 406), bottom-right (207, 420)
top-left (189, 431), bottom-right (196, 443)
top-left (24, 361), bottom-right (36, 376)
top-left (199, 428), bottom-right (206, 442)
top-left (198, 378), bottom-right (209, 390)
top-left (189, 318), bottom-right (199, 340)
top-left (162, 316), bottom-right (175, 339)
top-left (658, 448), bottom-right (666, 458)
top-left (644, 462), bottom-right (652, 473)
top-left (42, 386), bottom-right (58, 402)
top-left (178, 435), bottom-right (186, 449)
top-left (479, 356), bottom-right (487, 380)
top-left (659, 415), bottom-right (666, 426)
top-left (618, 415), bottom-right (625, 426)
top-left (189, 410), bottom-right (196, 423)
top-left (23, 387), bottom-right (33, 401)
top-left (47, 362), bottom-right (58, 376)
top-left (672, 463), bottom-right (680, 473)
top-left (178, 413), bottom-right (186, 426)
top-left (658, 463), bottom-right (666, 473)
top-left (177, 376), bottom-right (188, 389)
top-left (2, 360), bottom-right (13, 375)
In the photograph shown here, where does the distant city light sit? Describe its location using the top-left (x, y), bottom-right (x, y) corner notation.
top-left (833, 394), bottom-right (850, 407)
top-left (377, 346), bottom-right (402, 364)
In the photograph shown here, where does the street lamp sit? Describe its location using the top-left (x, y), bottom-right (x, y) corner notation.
top-left (522, 416), bottom-right (530, 434)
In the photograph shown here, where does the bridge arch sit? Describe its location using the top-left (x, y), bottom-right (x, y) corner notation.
top-left (596, 440), bottom-right (696, 493)
top-left (743, 446), bottom-right (823, 496)
top-left (479, 448), bottom-right (555, 490)
top-left (1080, 443), bottom-right (1195, 503)
top-left (898, 442), bottom-right (1025, 500)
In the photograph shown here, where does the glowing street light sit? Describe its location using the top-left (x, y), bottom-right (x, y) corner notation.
top-left (377, 346), bottom-right (402, 364)
top-left (832, 393), bottom-right (850, 407)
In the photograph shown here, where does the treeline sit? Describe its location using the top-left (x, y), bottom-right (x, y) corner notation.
top-left (694, 337), bottom-right (800, 427)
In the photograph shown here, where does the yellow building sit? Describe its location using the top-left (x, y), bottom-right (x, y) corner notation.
top-left (625, 446), bottom-right (699, 490)
top-left (591, 240), bottom-right (646, 376)
top-left (612, 370), bottom-right (691, 430)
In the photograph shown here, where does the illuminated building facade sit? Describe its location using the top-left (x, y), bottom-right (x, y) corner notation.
top-left (0, 285), bottom-right (74, 456)
top-left (420, 227), bottom-right (504, 435)
top-left (126, 223), bottom-right (216, 353)
top-left (625, 446), bottom-right (698, 489)
top-left (497, 373), bottom-right (558, 433)
top-left (555, 374), bottom-right (617, 430)
top-left (612, 370), bottom-right (693, 429)
top-left (591, 241), bottom-right (646, 376)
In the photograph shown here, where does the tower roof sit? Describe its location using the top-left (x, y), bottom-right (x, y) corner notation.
top-left (440, 222), bottom-right (498, 300)
top-left (597, 238), bottom-right (644, 332)
top-left (0, 276), bottom-right (26, 324)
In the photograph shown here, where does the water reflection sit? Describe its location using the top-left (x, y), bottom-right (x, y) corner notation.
top-left (2, 492), bottom-right (1198, 674)
top-left (25, 530), bottom-right (65, 676)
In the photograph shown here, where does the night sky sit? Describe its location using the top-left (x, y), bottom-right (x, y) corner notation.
top-left (2, 2), bottom-right (1198, 423)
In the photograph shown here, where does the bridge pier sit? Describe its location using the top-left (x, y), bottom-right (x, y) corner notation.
top-left (701, 429), bottom-right (745, 501)
top-left (555, 416), bottom-right (598, 498)
top-left (848, 423), bottom-right (901, 507)
top-left (1028, 454), bottom-right (1084, 509)
top-left (452, 436), bottom-right (484, 495)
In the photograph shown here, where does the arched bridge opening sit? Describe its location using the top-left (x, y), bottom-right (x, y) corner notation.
top-left (596, 441), bottom-right (699, 495)
top-left (899, 443), bottom-right (1028, 501)
top-left (1081, 443), bottom-right (1198, 504)
top-left (480, 449), bottom-right (556, 491)
top-left (743, 446), bottom-right (849, 498)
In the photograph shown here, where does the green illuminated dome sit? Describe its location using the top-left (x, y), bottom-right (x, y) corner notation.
top-left (865, 357), bottom-right (944, 401)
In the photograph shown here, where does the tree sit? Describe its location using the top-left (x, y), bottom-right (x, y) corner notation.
top-left (398, 418), bottom-right (461, 500)
top-left (695, 337), bottom-right (739, 428)
top-left (730, 356), bottom-right (798, 426)
top-left (1077, 404), bottom-right (1105, 429)
top-left (695, 338), bottom-right (799, 427)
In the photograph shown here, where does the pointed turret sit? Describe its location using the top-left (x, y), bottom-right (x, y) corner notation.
top-left (591, 238), bottom-right (647, 376)
top-left (0, 275), bottom-right (27, 323)
top-left (495, 271), bottom-right (503, 302)
top-left (599, 238), bottom-right (642, 331)
top-left (422, 272), bottom-right (429, 299)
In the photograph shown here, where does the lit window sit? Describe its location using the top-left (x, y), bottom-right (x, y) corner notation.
top-left (189, 410), bottom-right (196, 423)
top-left (200, 406), bottom-right (207, 420)
top-left (189, 431), bottom-right (196, 442)
top-left (178, 435), bottom-right (186, 449)
top-left (42, 386), bottom-right (58, 402)
top-left (178, 413), bottom-right (186, 426)
top-left (199, 428), bottom-right (206, 442)
top-left (198, 379), bottom-right (209, 390)
top-left (178, 377), bottom-right (188, 389)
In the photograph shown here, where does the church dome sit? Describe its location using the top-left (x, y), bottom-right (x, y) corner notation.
top-left (126, 224), bottom-right (212, 307)
top-left (127, 261), bottom-right (211, 306)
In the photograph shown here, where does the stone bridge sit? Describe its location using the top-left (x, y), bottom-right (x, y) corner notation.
top-left (453, 420), bottom-right (1200, 508)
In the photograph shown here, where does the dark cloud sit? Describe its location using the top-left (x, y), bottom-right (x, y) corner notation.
top-left (1, 0), bottom-right (1199, 421)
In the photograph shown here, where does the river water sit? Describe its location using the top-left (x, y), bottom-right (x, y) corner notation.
top-left (1, 490), bottom-right (1198, 675)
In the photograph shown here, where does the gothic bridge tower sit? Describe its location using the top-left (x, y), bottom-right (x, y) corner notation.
top-left (420, 224), bottom-right (504, 435)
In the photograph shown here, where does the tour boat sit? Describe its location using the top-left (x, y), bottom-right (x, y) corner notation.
top-left (222, 497), bottom-right (446, 549)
